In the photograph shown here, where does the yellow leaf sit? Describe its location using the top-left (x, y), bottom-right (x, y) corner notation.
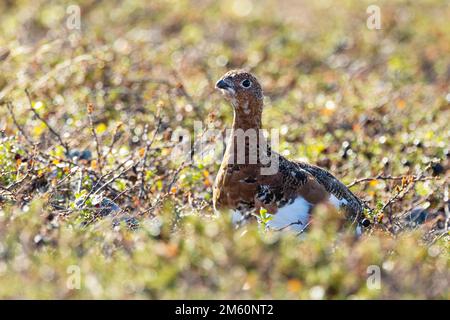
top-left (91, 159), bottom-right (98, 169)
top-left (33, 123), bottom-right (46, 136)
top-left (157, 100), bottom-right (165, 109)
top-left (96, 123), bottom-right (107, 134)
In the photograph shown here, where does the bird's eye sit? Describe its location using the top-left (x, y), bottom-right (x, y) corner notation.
top-left (241, 79), bottom-right (251, 88)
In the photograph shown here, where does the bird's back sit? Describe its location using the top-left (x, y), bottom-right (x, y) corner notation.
top-left (295, 161), bottom-right (364, 218)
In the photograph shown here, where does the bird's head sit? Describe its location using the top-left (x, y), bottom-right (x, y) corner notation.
top-left (215, 70), bottom-right (263, 112)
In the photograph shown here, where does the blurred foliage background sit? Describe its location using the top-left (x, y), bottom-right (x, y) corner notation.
top-left (0, 0), bottom-right (448, 299)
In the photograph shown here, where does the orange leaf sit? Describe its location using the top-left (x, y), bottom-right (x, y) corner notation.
top-left (165, 243), bottom-right (178, 258)
top-left (401, 176), bottom-right (407, 187)
top-left (352, 124), bottom-right (362, 132)
top-left (396, 99), bottom-right (406, 109)
top-left (87, 103), bottom-right (94, 113)
top-left (287, 279), bottom-right (302, 293)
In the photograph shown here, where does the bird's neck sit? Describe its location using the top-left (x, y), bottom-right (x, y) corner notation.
top-left (225, 99), bottom-right (269, 167)
top-left (231, 99), bottom-right (263, 131)
top-left (232, 113), bottom-right (262, 131)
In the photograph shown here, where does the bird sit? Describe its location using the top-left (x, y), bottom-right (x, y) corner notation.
top-left (213, 69), bottom-right (367, 233)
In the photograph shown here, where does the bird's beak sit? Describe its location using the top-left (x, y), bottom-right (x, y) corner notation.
top-left (216, 78), bottom-right (236, 97)
top-left (215, 79), bottom-right (230, 90)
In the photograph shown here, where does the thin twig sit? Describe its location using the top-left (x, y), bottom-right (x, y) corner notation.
top-left (381, 166), bottom-right (432, 213)
top-left (91, 164), bottom-right (134, 197)
top-left (444, 183), bottom-right (449, 232)
top-left (139, 109), bottom-right (162, 199)
top-left (4, 101), bottom-right (35, 146)
top-left (173, 70), bottom-right (202, 119)
top-left (112, 184), bottom-right (138, 202)
top-left (104, 122), bottom-right (124, 158)
top-left (25, 89), bottom-right (69, 153)
top-left (87, 103), bottom-right (103, 174)
top-left (78, 157), bottom-right (135, 208)
top-left (6, 173), bottom-right (30, 191)
top-left (347, 173), bottom-right (437, 188)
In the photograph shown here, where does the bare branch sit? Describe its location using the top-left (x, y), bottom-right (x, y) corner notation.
top-left (4, 101), bottom-right (35, 146)
top-left (138, 107), bottom-right (162, 199)
top-left (87, 103), bottom-right (103, 174)
top-left (25, 89), bottom-right (69, 154)
top-left (347, 173), bottom-right (438, 188)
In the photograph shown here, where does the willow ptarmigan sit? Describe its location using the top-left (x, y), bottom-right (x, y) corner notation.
top-left (213, 70), bottom-right (366, 233)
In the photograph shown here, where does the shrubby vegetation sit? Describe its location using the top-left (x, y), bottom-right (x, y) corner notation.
top-left (0, 0), bottom-right (448, 299)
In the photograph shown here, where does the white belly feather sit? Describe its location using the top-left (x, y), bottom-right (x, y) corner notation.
top-left (231, 210), bottom-right (244, 225)
top-left (329, 194), bottom-right (348, 207)
top-left (228, 194), bottom-right (348, 234)
top-left (266, 197), bottom-right (311, 233)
